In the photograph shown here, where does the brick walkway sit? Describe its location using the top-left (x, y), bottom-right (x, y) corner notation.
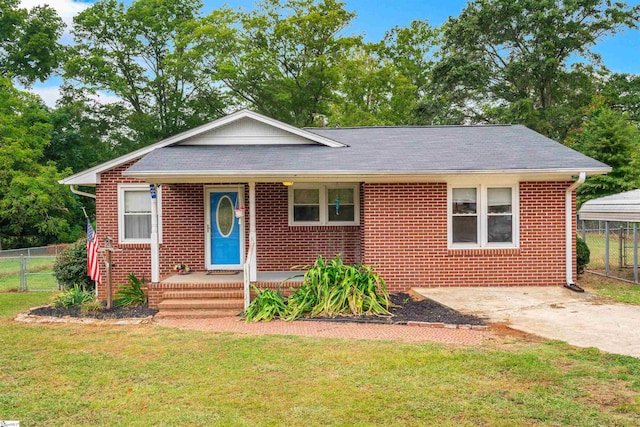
top-left (154, 317), bottom-right (493, 345)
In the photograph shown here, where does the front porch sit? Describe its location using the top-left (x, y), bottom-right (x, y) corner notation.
top-left (150, 271), bottom-right (304, 318)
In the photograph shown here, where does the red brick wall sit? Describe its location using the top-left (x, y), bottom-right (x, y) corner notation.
top-left (362, 182), bottom-right (574, 293)
top-left (96, 161), bottom-right (151, 300)
top-left (96, 166), bottom-right (574, 300)
top-left (254, 183), bottom-right (361, 269)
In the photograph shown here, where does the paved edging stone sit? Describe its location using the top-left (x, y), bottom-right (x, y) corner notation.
top-left (14, 307), bottom-right (153, 326)
top-left (407, 321), bottom-right (488, 330)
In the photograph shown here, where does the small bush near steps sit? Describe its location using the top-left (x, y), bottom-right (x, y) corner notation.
top-left (115, 273), bottom-right (147, 307)
top-left (244, 287), bottom-right (287, 322)
top-left (52, 284), bottom-right (95, 308)
top-left (243, 255), bottom-right (391, 322)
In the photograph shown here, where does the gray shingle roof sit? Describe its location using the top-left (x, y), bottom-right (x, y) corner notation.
top-left (125, 124), bottom-right (608, 177)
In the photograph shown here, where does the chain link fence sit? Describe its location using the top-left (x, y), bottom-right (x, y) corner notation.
top-left (0, 245), bottom-right (68, 292)
top-left (579, 221), bottom-right (639, 284)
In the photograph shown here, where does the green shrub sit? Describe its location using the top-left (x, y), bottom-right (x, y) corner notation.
top-left (577, 236), bottom-right (590, 275)
top-left (243, 286), bottom-right (287, 322)
top-left (80, 299), bottom-right (104, 314)
top-left (52, 285), bottom-right (95, 308)
top-left (53, 238), bottom-right (94, 291)
top-left (285, 255), bottom-right (391, 321)
top-left (115, 273), bottom-right (147, 307)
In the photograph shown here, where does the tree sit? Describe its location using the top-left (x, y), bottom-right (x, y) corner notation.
top-left (46, 84), bottom-right (137, 174)
top-left (329, 20), bottom-right (440, 126)
top-left (0, 0), bottom-right (63, 85)
top-left (601, 72), bottom-right (640, 123)
top-left (198, 0), bottom-right (359, 127)
top-left (0, 78), bottom-right (73, 249)
top-left (66, 0), bottom-right (227, 145)
top-left (428, 0), bottom-right (640, 139)
top-left (566, 97), bottom-right (640, 206)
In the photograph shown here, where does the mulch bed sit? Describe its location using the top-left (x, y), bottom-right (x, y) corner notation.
top-left (305, 292), bottom-right (485, 326)
top-left (29, 305), bottom-right (158, 320)
top-left (27, 292), bottom-right (483, 326)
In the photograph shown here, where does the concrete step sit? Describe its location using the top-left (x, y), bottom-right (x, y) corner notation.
top-left (162, 289), bottom-right (243, 300)
top-left (155, 308), bottom-right (242, 319)
top-left (158, 298), bottom-right (244, 310)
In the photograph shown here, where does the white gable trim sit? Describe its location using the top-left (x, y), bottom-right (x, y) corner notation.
top-left (59, 109), bottom-right (345, 186)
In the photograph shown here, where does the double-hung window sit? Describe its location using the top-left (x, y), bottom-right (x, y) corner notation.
top-left (118, 184), bottom-right (162, 243)
top-left (289, 184), bottom-right (359, 226)
top-left (449, 184), bottom-right (518, 248)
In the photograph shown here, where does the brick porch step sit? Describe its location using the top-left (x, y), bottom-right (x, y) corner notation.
top-left (158, 298), bottom-right (244, 310)
top-left (154, 308), bottom-right (242, 319)
top-left (162, 289), bottom-right (243, 299)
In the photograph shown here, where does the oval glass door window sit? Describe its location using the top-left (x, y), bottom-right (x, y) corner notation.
top-left (216, 196), bottom-right (234, 237)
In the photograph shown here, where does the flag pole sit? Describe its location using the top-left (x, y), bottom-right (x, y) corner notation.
top-left (81, 207), bottom-right (89, 220)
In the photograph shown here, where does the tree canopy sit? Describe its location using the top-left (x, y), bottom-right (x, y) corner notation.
top-left (1, 0), bottom-right (640, 247)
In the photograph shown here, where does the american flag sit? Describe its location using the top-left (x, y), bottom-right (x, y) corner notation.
top-left (87, 219), bottom-right (101, 285)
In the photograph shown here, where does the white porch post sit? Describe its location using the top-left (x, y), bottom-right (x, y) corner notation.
top-left (150, 184), bottom-right (160, 283)
top-left (249, 182), bottom-right (257, 281)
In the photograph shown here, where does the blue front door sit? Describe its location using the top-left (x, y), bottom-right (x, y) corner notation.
top-left (210, 191), bottom-right (241, 266)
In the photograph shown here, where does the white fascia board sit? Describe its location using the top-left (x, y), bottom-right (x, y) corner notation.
top-left (123, 167), bottom-right (610, 184)
top-left (59, 109), bottom-right (346, 186)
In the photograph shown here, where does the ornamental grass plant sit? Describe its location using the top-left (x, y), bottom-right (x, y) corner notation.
top-left (244, 255), bottom-right (391, 322)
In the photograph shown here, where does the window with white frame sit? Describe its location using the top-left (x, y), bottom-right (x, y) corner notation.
top-left (289, 184), bottom-right (359, 226)
top-left (118, 184), bottom-right (162, 243)
top-left (449, 184), bottom-right (518, 248)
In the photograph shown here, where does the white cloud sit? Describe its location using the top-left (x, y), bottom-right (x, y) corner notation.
top-left (29, 84), bottom-right (122, 108)
top-left (29, 85), bottom-right (61, 107)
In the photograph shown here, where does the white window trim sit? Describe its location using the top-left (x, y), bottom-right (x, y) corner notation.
top-left (288, 183), bottom-right (360, 226)
top-left (447, 183), bottom-right (519, 249)
top-left (117, 183), bottom-right (162, 244)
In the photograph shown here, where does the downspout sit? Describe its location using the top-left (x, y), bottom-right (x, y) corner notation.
top-left (70, 185), bottom-right (96, 199)
top-left (565, 172), bottom-right (586, 292)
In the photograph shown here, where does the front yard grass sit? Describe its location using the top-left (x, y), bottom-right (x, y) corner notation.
top-left (579, 273), bottom-right (640, 305)
top-left (1, 292), bottom-right (639, 426)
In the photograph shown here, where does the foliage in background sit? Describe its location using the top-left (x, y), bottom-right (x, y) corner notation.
top-left (2, 0), bottom-right (640, 247)
top-left (428, 0), bottom-right (639, 140)
top-left (53, 237), bottom-right (94, 291)
top-left (243, 286), bottom-right (287, 322)
top-left (285, 255), bottom-right (391, 321)
top-left (0, 78), bottom-right (74, 250)
top-left (0, 0), bottom-right (64, 85)
top-left (115, 273), bottom-right (147, 307)
top-left (576, 236), bottom-right (590, 275)
top-left (567, 97), bottom-right (640, 206)
top-left (66, 0), bottom-right (227, 145)
top-left (52, 284), bottom-right (95, 308)
top-left (199, 0), bottom-right (359, 127)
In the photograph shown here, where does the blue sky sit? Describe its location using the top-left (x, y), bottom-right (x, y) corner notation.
top-left (22, 0), bottom-right (640, 106)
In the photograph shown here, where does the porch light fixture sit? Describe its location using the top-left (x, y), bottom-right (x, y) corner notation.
top-left (282, 181), bottom-right (294, 186)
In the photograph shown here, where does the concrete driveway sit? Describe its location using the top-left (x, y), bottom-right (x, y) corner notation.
top-left (414, 286), bottom-right (640, 358)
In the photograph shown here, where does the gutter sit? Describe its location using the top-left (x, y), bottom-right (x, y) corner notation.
top-left (565, 172), bottom-right (586, 292)
top-left (70, 185), bottom-right (96, 199)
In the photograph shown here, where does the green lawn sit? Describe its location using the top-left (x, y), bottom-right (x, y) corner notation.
top-left (0, 293), bottom-right (639, 426)
top-left (0, 257), bottom-right (57, 292)
top-left (579, 274), bottom-right (640, 305)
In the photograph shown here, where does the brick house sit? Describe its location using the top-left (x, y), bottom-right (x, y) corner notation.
top-left (60, 110), bottom-right (609, 317)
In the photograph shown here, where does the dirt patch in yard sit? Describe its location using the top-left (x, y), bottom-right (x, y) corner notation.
top-left (306, 292), bottom-right (485, 326)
